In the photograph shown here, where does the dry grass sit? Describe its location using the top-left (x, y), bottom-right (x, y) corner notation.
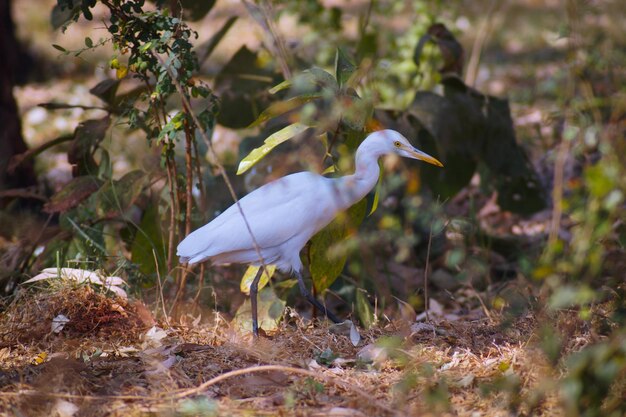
top-left (0, 282), bottom-right (587, 417)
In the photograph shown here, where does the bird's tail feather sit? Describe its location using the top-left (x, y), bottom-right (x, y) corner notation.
top-left (176, 228), bottom-right (211, 264)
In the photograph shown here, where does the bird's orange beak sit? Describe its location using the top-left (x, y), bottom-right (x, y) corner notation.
top-left (410, 147), bottom-right (444, 167)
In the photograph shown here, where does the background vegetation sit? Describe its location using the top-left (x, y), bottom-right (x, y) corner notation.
top-left (0, 0), bottom-right (624, 415)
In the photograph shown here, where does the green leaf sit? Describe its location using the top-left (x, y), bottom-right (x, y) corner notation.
top-left (233, 287), bottom-right (286, 334)
top-left (248, 95), bottom-right (322, 128)
top-left (269, 79), bottom-right (292, 95)
top-left (52, 44), bottom-right (67, 52)
top-left (237, 123), bottom-right (309, 175)
top-left (67, 217), bottom-right (106, 254)
top-left (355, 289), bottom-right (374, 329)
top-left (335, 47), bottom-right (356, 88)
top-left (95, 170), bottom-right (147, 218)
top-left (340, 94), bottom-right (370, 130)
top-left (309, 199), bottom-right (367, 293)
top-left (131, 206), bottom-right (166, 276)
top-left (97, 148), bottom-right (112, 179)
top-left (303, 68), bottom-right (339, 93)
top-left (215, 46), bottom-right (280, 128)
top-left (69, 116), bottom-right (111, 176)
top-left (50, 3), bottom-right (81, 31)
top-left (240, 265), bottom-right (276, 295)
top-left (85, 37), bottom-right (93, 48)
top-left (585, 165), bottom-right (613, 198)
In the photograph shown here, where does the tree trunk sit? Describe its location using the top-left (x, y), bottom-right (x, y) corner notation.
top-left (0, 0), bottom-right (36, 193)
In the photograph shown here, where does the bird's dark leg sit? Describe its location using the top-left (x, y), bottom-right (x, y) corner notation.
top-left (294, 270), bottom-right (342, 323)
top-left (250, 267), bottom-right (264, 337)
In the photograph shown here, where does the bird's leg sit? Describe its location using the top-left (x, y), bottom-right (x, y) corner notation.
top-left (294, 270), bottom-right (342, 323)
top-left (250, 267), bottom-right (264, 337)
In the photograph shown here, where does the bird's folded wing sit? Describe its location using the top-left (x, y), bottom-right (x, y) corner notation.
top-left (177, 172), bottom-right (337, 261)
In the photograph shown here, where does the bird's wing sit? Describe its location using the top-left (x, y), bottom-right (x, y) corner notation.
top-left (177, 172), bottom-right (339, 263)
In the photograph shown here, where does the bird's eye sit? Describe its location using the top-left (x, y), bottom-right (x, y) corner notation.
top-left (393, 141), bottom-right (401, 148)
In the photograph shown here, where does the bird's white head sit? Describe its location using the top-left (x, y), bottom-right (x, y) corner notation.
top-left (366, 129), bottom-right (444, 167)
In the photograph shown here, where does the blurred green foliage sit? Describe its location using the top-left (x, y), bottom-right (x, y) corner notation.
top-left (1, 1), bottom-right (624, 413)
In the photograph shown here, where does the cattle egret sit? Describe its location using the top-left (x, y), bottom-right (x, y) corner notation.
top-left (177, 129), bottom-right (443, 336)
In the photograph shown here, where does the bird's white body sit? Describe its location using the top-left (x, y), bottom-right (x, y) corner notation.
top-left (177, 129), bottom-right (442, 273)
top-left (178, 172), bottom-right (349, 271)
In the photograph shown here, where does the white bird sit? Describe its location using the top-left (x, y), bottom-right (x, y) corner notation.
top-left (177, 129), bottom-right (443, 336)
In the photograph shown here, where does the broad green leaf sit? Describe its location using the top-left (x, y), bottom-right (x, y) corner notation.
top-left (67, 217), bottom-right (107, 254)
top-left (69, 117), bottom-right (111, 176)
top-left (335, 47), bottom-right (356, 88)
top-left (309, 199), bottom-right (367, 293)
top-left (305, 68), bottom-right (339, 93)
top-left (272, 68), bottom-right (338, 97)
top-left (240, 265), bottom-right (276, 295)
top-left (233, 287), bottom-right (286, 334)
top-left (355, 289), bottom-right (374, 329)
top-left (95, 170), bottom-right (147, 218)
top-left (131, 206), bottom-right (166, 276)
top-left (237, 123), bottom-right (309, 174)
top-left (215, 46), bottom-right (280, 128)
top-left (248, 95), bottom-right (322, 128)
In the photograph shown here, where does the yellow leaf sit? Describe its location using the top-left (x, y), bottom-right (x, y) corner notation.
top-left (240, 265), bottom-right (276, 295)
top-left (32, 352), bottom-right (48, 365)
top-left (237, 123), bottom-right (309, 175)
top-left (116, 66), bottom-right (128, 79)
top-left (233, 287), bottom-right (286, 334)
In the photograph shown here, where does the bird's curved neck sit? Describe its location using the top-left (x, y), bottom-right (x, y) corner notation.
top-left (335, 140), bottom-right (383, 210)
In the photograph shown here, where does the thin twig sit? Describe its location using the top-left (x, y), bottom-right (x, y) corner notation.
top-left (360, 0), bottom-right (375, 35)
top-left (183, 120), bottom-right (194, 238)
top-left (321, 124), bottom-right (342, 166)
top-left (164, 156), bottom-right (177, 274)
top-left (169, 364), bottom-right (394, 414)
top-left (549, 136), bottom-right (571, 249)
top-left (242, 0), bottom-right (291, 79)
top-left (191, 135), bottom-right (207, 219)
top-left (151, 51), bottom-right (269, 275)
top-left (8, 135), bottom-right (73, 173)
top-left (0, 365), bottom-right (395, 414)
top-left (153, 249), bottom-right (170, 326)
top-left (465, 0), bottom-right (500, 87)
top-left (173, 119), bottom-right (196, 306)
top-left (193, 263), bottom-right (205, 304)
top-left (424, 222), bottom-right (434, 323)
top-left (470, 283), bottom-right (494, 323)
